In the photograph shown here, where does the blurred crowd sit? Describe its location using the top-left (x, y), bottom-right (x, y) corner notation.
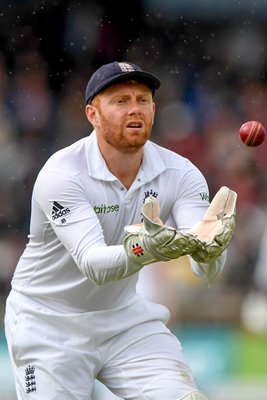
top-left (1, 0), bottom-right (267, 334)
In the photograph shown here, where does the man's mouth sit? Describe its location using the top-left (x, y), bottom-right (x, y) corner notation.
top-left (127, 122), bottom-right (143, 128)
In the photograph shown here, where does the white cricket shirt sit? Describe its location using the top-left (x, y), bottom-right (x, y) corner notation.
top-left (11, 131), bottom-right (225, 312)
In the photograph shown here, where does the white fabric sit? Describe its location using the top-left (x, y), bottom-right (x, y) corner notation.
top-left (181, 392), bottom-right (208, 399)
top-left (9, 130), bottom-right (225, 313)
top-left (5, 292), bottom-right (199, 400)
top-left (190, 250), bottom-right (227, 284)
top-left (5, 130), bottom-right (225, 400)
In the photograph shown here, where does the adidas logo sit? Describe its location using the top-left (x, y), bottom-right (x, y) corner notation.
top-left (52, 201), bottom-right (70, 220)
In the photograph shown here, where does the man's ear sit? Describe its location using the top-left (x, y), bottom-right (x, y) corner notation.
top-left (85, 105), bottom-right (98, 126)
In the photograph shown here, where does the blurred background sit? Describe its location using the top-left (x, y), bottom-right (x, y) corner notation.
top-left (1, 1), bottom-right (267, 399)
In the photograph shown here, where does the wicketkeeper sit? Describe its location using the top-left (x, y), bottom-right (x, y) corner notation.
top-left (5, 61), bottom-right (237, 400)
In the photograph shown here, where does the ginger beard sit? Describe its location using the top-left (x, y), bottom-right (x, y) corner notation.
top-left (98, 109), bottom-right (153, 154)
top-left (94, 93), bottom-right (155, 154)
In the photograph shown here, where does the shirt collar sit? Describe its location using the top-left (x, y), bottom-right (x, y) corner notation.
top-left (85, 130), bottom-right (167, 183)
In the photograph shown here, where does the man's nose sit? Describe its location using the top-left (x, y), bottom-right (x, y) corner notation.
top-left (127, 100), bottom-right (142, 114)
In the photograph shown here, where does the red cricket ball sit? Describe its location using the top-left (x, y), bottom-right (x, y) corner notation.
top-left (239, 120), bottom-right (266, 147)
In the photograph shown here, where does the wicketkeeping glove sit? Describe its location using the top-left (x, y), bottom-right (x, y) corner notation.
top-left (189, 186), bottom-right (237, 262)
top-left (123, 196), bottom-right (202, 266)
top-left (124, 186), bottom-right (237, 267)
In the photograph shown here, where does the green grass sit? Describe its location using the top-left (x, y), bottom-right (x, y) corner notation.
top-left (232, 331), bottom-right (267, 376)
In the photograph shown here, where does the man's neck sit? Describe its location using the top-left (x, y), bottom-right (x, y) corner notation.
top-left (99, 144), bottom-right (143, 189)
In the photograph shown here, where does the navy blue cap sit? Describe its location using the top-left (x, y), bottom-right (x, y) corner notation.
top-left (85, 61), bottom-right (161, 105)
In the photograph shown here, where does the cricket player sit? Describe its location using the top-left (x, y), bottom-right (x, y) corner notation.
top-left (4, 61), bottom-right (237, 400)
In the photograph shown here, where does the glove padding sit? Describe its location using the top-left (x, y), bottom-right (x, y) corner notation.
top-left (124, 186), bottom-right (237, 267)
top-left (123, 223), bottom-right (161, 266)
top-left (141, 196), bottom-right (202, 260)
top-left (190, 186), bottom-right (237, 262)
top-left (124, 196), bottom-right (201, 266)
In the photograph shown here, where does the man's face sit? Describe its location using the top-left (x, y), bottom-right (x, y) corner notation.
top-left (86, 81), bottom-right (156, 154)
